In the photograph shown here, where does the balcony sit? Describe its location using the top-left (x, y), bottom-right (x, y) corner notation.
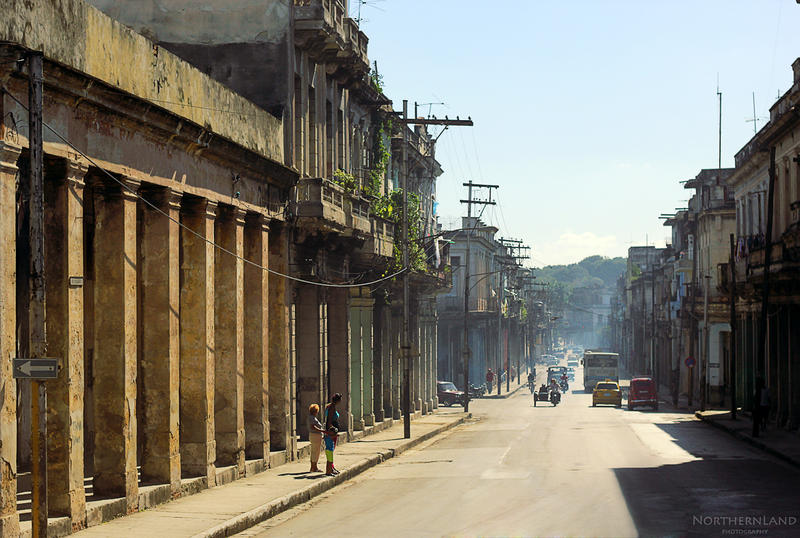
top-left (359, 216), bottom-right (394, 258)
top-left (295, 177), bottom-right (368, 236)
top-left (293, 0), bottom-right (369, 75)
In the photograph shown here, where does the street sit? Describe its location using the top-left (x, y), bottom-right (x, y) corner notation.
top-left (241, 373), bottom-right (800, 537)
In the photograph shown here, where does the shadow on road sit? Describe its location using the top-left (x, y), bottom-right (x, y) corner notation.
top-left (613, 420), bottom-right (800, 536)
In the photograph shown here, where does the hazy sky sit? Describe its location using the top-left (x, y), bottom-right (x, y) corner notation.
top-left (354, 0), bottom-right (800, 266)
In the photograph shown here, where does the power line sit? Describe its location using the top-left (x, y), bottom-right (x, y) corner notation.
top-left (1, 86), bottom-right (406, 289)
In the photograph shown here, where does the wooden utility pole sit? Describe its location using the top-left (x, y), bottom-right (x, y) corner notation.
top-left (28, 50), bottom-right (48, 538)
top-left (460, 181), bottom-right (497, 411)
top-left (729, 233), bottom-right (737, 420)
top-left (399, 102), bottom-right (472, 435)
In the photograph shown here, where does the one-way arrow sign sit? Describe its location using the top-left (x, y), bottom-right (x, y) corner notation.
top-left (13, 358), bottom-right (59, 379)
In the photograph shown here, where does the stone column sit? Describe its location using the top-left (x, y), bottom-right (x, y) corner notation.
top-left (268, 224), bottom-right (291, 454)
top-left (372, 301), bottom-right (385, 423)
top-left (349, 293), bottom-right (364, 431)
top-left (92, 179), bottom-right (139, 510)
top-left (140, 187), bottom-right (181, 493)
top-left (432, 319), bottom-right (439, 408)
top-left (179, 198), bottom-right (216, 484)
top-left (244, 214), bottom-right (269, 462)
top-left (380, 306), bottom-right (393, 420)
top-left (413, 311), bottom-right (422, 412)
top-left (44, 158), bottom-right (87, 523)
top-left (360, 293), bottom-right (374, 427)
top-left (296, 285), bottom-right (323, 440)
top-left (391, 309), bottom-right (401, 420)
top-left (214, 206), bottom-right (245, 475)
top-left (0, 141), bottom-right (21, 537)
top-left (327, 289), bottom-right (350, 433)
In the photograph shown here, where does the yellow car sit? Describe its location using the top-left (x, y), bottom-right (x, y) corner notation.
top-left (592, 380), bottom-right (622, 407)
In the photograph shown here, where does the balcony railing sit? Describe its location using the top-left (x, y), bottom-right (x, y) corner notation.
top-left (296, 177), bottom-right (362, 231)
top-left (293, 0), bottom-right (369, 69)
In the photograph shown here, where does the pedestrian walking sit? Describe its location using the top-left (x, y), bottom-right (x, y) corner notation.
top-left (485, 368), bottom-right (495, 391)
top-left (308, 404), bottom-right (326, 473)
top-left (324, 393), bottom-right (342, 476)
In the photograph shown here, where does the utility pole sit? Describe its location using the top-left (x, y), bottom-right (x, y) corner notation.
top-left (498, 238), bottom-right (529, 390)
top-left (702, 274), bottom-right (710, 412)
top-left (729, 233), bottom-right (737, 420)
top-left (460, 181), bottom-right (497, 411)
top-left (496, 263), bottom-right (504, 396)
top-left (28, 50), bottom-right (48, 538)
top-left (398, 102), bottom-right (472, 434)
top-left (688, 232), bottom-right (697, 408)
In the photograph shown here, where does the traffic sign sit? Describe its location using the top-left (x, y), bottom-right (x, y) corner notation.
top-left (685, 356), bottom-right (696, 368)
top-left (13, 358), bottom-right (59, 379)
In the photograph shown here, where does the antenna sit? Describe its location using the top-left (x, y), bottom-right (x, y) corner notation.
top-left (746, 92), bottom-right (766, 135)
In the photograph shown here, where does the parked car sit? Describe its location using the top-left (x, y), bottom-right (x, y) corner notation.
top-left (628, 377), bottom-right (658, 410)
top-left (592, 380), bottom-right (622, 407)
top-left (437, 381), bottom-right (464, 407)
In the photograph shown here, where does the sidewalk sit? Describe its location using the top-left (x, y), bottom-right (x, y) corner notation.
top-left (695, 410), bottom-right (800, 469)
top-left (481, 381), bottom-right (527, 399)
top-left (74, 409), bottom-right (470, 538)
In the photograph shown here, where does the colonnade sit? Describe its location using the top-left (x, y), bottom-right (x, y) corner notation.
top-left (0, 146), bottom-right (291, 532)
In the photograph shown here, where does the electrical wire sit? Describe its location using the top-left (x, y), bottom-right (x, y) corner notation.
top-left (1, 86), bottom-right (406, 289)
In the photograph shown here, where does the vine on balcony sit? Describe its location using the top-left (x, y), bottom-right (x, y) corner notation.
top-left (332, 169), bottom-right (357, 194)
top-left (363, 115), bottom-right (392, 198)
top-left (373, 189), bottom-right (426, 274)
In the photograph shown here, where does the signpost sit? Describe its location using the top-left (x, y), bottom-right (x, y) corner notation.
top-left (13, 359), bottom-right (59, 379)
top-left (685, 356), bottom-right (696, 368)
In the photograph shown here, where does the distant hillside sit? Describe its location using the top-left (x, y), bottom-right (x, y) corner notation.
top-left (535, 255), bottom-right (626, 290)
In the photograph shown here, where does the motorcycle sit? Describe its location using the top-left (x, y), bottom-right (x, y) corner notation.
top-left (550, 389), bottom-right (561, 406)
top-left (528, 380), bottom-right (536, 393)
top-left (468, 383), bottom-right (486, 398)
top-left (559, 378), bottom-right (569, 392)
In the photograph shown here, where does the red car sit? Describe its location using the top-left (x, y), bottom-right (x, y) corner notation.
top-left (628, 377), bottom-right (658, 410)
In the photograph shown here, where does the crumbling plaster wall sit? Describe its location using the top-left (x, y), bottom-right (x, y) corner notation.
top-left (0, 0), bottom-right (284, 163)
top-left (86, 0), bottom-right (293, 120)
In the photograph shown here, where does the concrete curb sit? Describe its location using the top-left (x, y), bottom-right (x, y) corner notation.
top-left (694, 412), bottom-right (800, 470)
top-left (194, 413), bottom-right (471, 538)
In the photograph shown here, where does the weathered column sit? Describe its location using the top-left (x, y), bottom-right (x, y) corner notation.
top-left (372, 301), bottom-right (385, 423)
top-left (391, 309), bottom-right (401, 420)
top-left (92, 178), bottom-right (139, 509)
top-left (412, 311), bottom-right (422, 412)
top-left (140, 187), bottom-right (181, 493)
top-left (244, 214), bottom-right (269, 463)
top-left (214, 206), bottom-right (245, 475)
top-left (296, 285), bottom-right (323, 440)
top-left (44, 158), bottom-right (87, 524)
top-left (268, 224), bottom-right (291, 454)
top-left (0, 140), bottom-right (21, 536)
top-left (180, 198), bottom-right (216, 484)
top-left (327, 288), bottom-right (350, 433)
top-left (361, 293), bottom-right (375, 426)
top-left (380, 306), bottom-right (393, 420)
top-left (432, 319), bottom-right (439, 408)
top-left (349, 292), bottom-right (364, 430)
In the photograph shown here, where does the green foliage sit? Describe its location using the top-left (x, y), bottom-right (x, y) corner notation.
top-left (373, 189), bottom-right (425, 274)
top-left (630, 263), bottom-right (642, 281)
top-left (369, 61), bottom-right (384, 93)
top-left (332, 169), bottom-right (357, 194)
top-left (363, 115), bottom-right (392, 198)
top-left (535, 256), bottom-right (627, 290)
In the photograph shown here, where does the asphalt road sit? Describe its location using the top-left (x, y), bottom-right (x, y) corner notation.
top-left (239, 372), bottom-right (800, 537)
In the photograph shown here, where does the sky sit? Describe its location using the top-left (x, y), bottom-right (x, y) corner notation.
top-left (351, 0), bottom-right (800, 267)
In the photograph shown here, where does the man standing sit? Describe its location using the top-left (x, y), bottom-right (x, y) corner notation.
top-left (486, 368), bottom-right (495, 391)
